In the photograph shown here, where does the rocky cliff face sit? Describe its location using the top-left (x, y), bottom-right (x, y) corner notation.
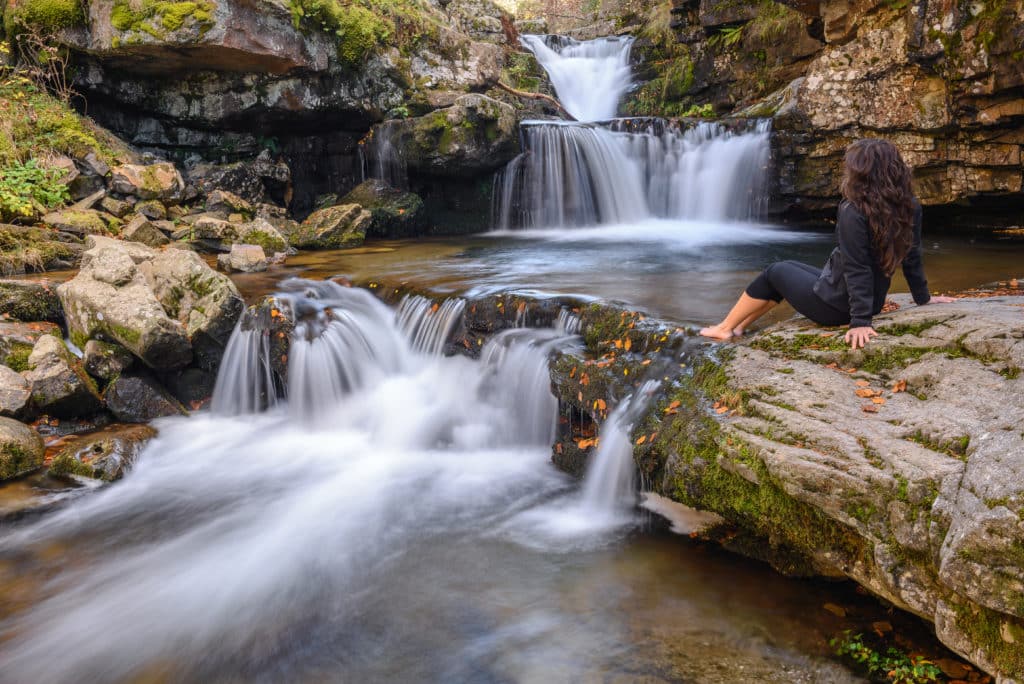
top-left (2, 0), bottom-right (523, 217)
top-left (622, 0), bottom-right (1024, 223)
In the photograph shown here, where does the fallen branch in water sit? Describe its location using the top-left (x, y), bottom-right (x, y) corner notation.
top-left (492, 80), bottom-right (576, 121)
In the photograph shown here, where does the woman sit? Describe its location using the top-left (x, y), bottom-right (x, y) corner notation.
top-left (700, 138), bottom-right (955, 348)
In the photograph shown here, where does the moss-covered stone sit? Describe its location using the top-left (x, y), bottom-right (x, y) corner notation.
top-left (110, 0), bottom-right (215, 38)
top-left (3, 0), bottom-right (85, 37)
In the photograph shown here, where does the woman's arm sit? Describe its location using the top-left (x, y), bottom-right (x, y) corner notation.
top-left (902, 202), bottom-right (931, 305)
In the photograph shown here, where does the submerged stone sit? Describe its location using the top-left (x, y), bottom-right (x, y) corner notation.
top-left (49, 424), bottom-right (157, 481)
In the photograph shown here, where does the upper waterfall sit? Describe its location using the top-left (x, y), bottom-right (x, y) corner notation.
top-left (520, 34), bottom-right (635, 122)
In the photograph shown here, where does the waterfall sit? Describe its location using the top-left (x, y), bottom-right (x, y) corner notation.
top-left (579, 380), bottom-right (661, 515)
top-left (520, 34), bottom-right (635, 122)
top-left (359, 120), bottom-right (407, 188)
top-left (396, 295), bottom-right (466, 356)
top-left (493, 120), bottom-right (771, 230)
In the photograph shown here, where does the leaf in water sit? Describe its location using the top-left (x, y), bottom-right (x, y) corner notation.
top-left (624, 337), bottom-right (632, 351)
top-left (430, 303), bottom-right (439, 313)
top-left (641, 359), bottom-right (652, 366)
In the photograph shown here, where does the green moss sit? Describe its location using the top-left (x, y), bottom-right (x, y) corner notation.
top-left (0, 441), bottom-right (42, 480)
top-left (876, 319), bottom-right (942, 336)
top-left (2, 343), bottom-right (33, 372)
top-left (49, 449), bottom-right (96, 479)
top-left (858, 346), bottom-right (931, 374)
top-left (3, 0), bottom-right (84, 37)
top-left (109, 323), bottom-right (142, 347)
top-left (951, 602), bottom-right (1024, 676)
top-left (905, 430), bottom-right (970, 461)
top-left (109, 0), bottom-right (215, 38)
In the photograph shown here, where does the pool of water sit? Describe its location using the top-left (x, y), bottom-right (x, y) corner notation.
top-left (231, 220), bottom-right (1024, 325)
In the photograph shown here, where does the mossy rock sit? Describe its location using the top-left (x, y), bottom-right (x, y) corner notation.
top-left (0, 416), bottom-right (44, 481)
top-left (340, 179), bottom-right (425, 238)
top-left (3, 0), bottom-right (85, 37)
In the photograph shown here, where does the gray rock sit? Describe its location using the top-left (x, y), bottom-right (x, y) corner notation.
top-left (0, 321), bottom-right (62, 371)
top-left (58, 236), bottom-right (193, 371)
top-left (49, 424), bottom-right (157, 481)
top-left (70, 188), bottom-right (107, 211)
top-left (68, 174), bottom-right (106, 202)
top-left (0, 365), bottom-right (31, 419)
top-left (41, 209), bottom-right (111, 236)
top-left (82, 152), bottom-right (111, 178)
top-left (83, 339), bottom-right (134, 380)
top-left (123, 215), bottom-right (170, 248)
top-left (0, 416), bottom-right (44, 481)
top-left (205, 189), bottom-right (254, 217)
top-left (340, 179), bottom-right (426, 238)
top-left (136, 200), bottom-right (167, 220)
top-left (217, 244), bottom-right (268, 273)
top-left (104, 372), bottom-right (187, 423)
top-left (109, 163), bottom-right (185, 201)
top-left (284, 204), bottom-right (372, 249)
top-left (99, 196), bottom-right (132, 218)
top-left (25, 335), bottom-right (103, 418)
top-left (0, 278), bottom-right (63, 322)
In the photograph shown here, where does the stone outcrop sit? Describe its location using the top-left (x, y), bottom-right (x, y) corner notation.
top-left (57, 235), bottom-right (243, 371)
top-left (340, 179), bottom-right (426, 238)
top-left (0, 279), bottom-right (63, 323)
top-left (217, 244), bottom-right (268, 273)
top-left (544, 292), bottom-right (1024, 681)
top-left (626, 0), bottom-right (1024, 219)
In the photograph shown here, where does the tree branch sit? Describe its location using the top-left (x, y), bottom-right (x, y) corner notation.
top-left (492, 80), bottom-right (576, 121)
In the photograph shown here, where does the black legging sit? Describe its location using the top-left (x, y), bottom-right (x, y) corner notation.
top-left (745, 260), bottom-right (851, 326)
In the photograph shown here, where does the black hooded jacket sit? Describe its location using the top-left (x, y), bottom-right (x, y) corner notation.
top-left (812, 200), bottom-right (931, 329)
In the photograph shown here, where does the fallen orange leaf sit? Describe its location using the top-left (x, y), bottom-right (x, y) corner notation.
top-left (861, 404), bottom-right (878, 413)
top-left (872, 396), bottom-right (886, 405)
top-left (624, 338), bottom-right (632, 351)
top-left (892, 379), bottom-right (907, 393)
top-left (855, 380), bottom-right (870, 387)
top-left (855, 388), bottom-right (876, 398)
top-left (635, 435), bottom-right (647, 445)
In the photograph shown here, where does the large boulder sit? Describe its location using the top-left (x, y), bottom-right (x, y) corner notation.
top-left (0, 416), bottom-right (44, 481)
top-left (285, 204), bottom-right (372, 249)
top-left (191, 216), bottom-right (288, 253)
top-left (49, 424), bottom-right (157, 481)
top-left (109, 163), bottom-right (185, 202)
top-left (122, 215), bottom-right (170, 248)
top-left (340, 179), bottom-right (426, 238)
top-left (57, 236), bottom-right (243, 372)
top-left (24, 335), bottom-right (103, 417)
top-left (104, 372), bottom-right (187, 423)
top-left (378, 94), bottom-right (519, 178)
top-left (83, 339), bottom-right (134, 381)
top-left (0, 279), bottom-right (63, 322)
top-left (189, 153), bottom-right (293, 207)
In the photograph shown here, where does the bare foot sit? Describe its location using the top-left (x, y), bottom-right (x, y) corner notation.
top-left (732, 327), bottom-right (745, 337)
top-left (699, 325), bottom-right (734, 341)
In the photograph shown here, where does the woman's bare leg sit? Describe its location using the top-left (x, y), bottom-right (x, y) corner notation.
top-left (700, 293), bottom-right (775, 341)
top-left (733, 300), bottom-right (777, 336)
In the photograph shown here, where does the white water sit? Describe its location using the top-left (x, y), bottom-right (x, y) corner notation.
top-left (0, 280), bottom-right (603, 682)
top-left (493, 120), bottom-right (772, 230)
top-left (520, 35), bottom-right (635, 122)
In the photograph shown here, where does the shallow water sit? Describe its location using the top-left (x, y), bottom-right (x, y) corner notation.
top-left (232, 221), bottom-right (1024, 326)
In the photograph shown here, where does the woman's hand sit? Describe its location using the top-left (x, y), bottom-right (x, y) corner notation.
top-left (845, 326), bottom-right (877, 349)
top-left (928, 295), bottom-right (958, 303)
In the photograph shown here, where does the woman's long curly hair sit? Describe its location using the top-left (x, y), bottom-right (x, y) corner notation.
top-left (840, 139), bottom-right (916, 276)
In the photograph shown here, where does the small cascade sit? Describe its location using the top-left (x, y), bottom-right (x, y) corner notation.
top-left (396, 295), bottom-right (466, 355)
top-left (210, 318), bottom-right (281, 416)
top-left (579, 380), bottom-right (661, 515)
top-left (359, 120), bottom-right (407, 189)
top-left (493, 119), bottom-right (771, 230)
top-left (555, 307), bottom-right (582, 336)
top-left (520, 34), bottom-right (635, 122)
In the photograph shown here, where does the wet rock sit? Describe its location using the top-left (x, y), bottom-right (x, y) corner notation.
top-left (0, 416), bottom-right (44, 481)
top-left (187, 155), bottom-right (291, 206)
top-left (286, 204), bottom-right (372, 249)
top-left (341, 179), bottom-right (426, 238)
top-left (192, 215), bottom-right (288, 253)
top-left (217, 244), bottom-right (267, 273)
top-left (41, 209), bottom-right (111, 236)
top-left (160, 367), bottom-right (216, 407)
top-left (104, 372), bottom-right (187, 423)
top-left (0, 279), bottom-right (63, 323)
top-left (49, 424), bottom-right (157, 481)
top-left (0, 321), bottom-right (62, 371)
top-left (24, 335), bottom-right (103, 418)
top-left (83, 339), bottom-right (134, 381)
top-left (0, 366), bottom-right (31, 419)
top-left (109, 163), bottom-right (185, 202)
top-left (136, 200), bottom-right (168, 220)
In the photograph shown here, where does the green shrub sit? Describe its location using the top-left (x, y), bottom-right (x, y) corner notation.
top-left (0, 157), bottom-right (68, 220)
top-left (831, 631), bottom-right (943, 684)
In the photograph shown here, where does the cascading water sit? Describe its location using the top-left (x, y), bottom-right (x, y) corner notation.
top-left (493, 119), bottom-right (772, 230)
top-left (519, 35), bottom-right (635, 122)
top-left (497, 34), bottom-right (773, 231)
